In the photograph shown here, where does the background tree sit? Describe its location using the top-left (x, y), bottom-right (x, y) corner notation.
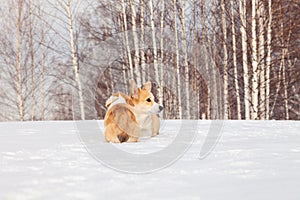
top-left (0, 0), bottom-right (299, 121)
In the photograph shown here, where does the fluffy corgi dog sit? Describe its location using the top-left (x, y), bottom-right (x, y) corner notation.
top-left (129, 80), bottom-right (163, 137)
top-left (104, 93), bottom-right (140, 143)
top-left (104, 81), bottom-right (163, 143)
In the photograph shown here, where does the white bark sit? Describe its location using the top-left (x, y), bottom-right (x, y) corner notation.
top-left (16, 0), bottom-right (24, 121)
top-left (221, 0), bottom-right (229, 119)
top-left (159, 0), bottom-right (165, 105)
top-left (265, 0), bottom-right (272, 120)
top-left (121, 0), bottom-right (134, 79)
top-left (230, 0), bottom-right (241, 120)
top-left (208, 0), bottom-right (219, 119)
top-left (201, 0), bottom-right (211, 119)
top-left (193, 0), bottom-right (199, 119)
top-left (258, 1), bottom-right (265, 119)
top-left (282, 56), bottom-right (289, 120)
top-left (118, 15), bottom-right (128, 94)
top-left (239, 0), bottom-right (250, 119)
top-left (139, 0), bottom-right (146, 84)
top-left (173, 0), bottom-right (182, 119)
top-left (29, 3), bottom-right (35, 121)
top-left (66, 0), bottom-right (85, 120)
top-left (41, 29), bottom-right (46, 120)
top-left (206, 37), bottom-right (214, 120)
top-left (251, 0), bottom-right (259, 120)
top-left (129, 0), bottom-right (141, 85)
top-left (179, 0), bottom-right (190, 119)
top-left (149, 0), bottom-right (160, 90)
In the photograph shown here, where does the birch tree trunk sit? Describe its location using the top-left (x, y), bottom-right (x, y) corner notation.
top-left (66, 0), bottom-right (85, 120)
top-left (121, 0), bottom-right (134, 79)
top-left (230, 0), bottom-right (241, 119)
top-left (159, 0), bottom-right (165, 105)
top-left (149, 0), bottom-right (160, 91)
top-left (41, 29), bottom-right (46, 121)
top-left (208, 0), bottom-right (219, 119)
top-left (221, 0), bottom-right (229, 119)
top-left (173, 0), bottom-right (182, 119)
top-left (251, 0), bottom-right (259, 120)
top-left (258, 1), bottom-right (265, 119)
top-left (193, 0), bottom-right (200, 119)
top-left (265, 0), bottom-right (272, 120)
top-left (239, 0), bottom-right (250, 119)
top-left (179, 0), bottom-right (190, 119)
top-left (129, 0), bottom-right (141, 85)
top-left (281, 6), bottom-right (293, 120)
top-left (139, 0), bottom-right (146, 84)
top-left (29, 2), bottom-right (35, 121)
top-left (118, 15), bottom-right (128, 94)
top-left (201, 0), bottom-right (211, 119)
top-left (16, 0), bottom-right (24, 121)
top-left (282, 56), bottom-right (289, 120)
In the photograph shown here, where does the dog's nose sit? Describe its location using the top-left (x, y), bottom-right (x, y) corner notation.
top-left (159, 105), bottom-right (164, 111)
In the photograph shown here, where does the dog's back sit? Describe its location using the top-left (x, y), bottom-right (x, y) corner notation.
top-left (104, 95), bottom-right (140, 143)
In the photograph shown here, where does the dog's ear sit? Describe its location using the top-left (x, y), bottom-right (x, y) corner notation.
top-left (130, 79), bottom-right (139, 99)
top-left (143, 81), bottom-right (152, 92)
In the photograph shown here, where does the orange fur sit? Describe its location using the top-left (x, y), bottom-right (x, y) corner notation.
top-left (104, 81), bottom-right (162, 143)
top-left (104, 103), bottom-right (140, 143)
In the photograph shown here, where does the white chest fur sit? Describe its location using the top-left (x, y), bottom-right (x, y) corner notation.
top-left (135, 113), bottom-right (152, 137)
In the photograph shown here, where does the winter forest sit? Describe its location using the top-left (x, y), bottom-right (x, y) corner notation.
top-left (0, 0), bottom-right (299, 121)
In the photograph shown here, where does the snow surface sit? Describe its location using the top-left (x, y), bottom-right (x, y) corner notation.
top-left (0, 120), bottom-right (300, 200)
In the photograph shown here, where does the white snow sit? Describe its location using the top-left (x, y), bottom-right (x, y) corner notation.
top-left (0, 120), bottom-right (300, 200)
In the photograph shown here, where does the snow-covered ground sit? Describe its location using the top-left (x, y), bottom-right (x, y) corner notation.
top-left (0, 120), bottom-right (299, 200)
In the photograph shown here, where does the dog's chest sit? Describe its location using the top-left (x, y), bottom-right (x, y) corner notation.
top-left (136, 114), bottom-right (152, 136)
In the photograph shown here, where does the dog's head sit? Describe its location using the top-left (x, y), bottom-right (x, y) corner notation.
top-left (130, 80), bottom-right (163, 114)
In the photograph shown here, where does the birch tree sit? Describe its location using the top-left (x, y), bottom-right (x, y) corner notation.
top-left (179, 0), bottom-right (190, 119)
top-left (265, 0), bottom-right (272, 120)
top-left (0, 0), bottom-right (53, 121)
top-left (139, 0), bottom-right (146, 84)
top-left (230, 0), bottom-right (241, 119)
top-left (200, 0), bottom-right (211, 119)
top-left (41, 28), bottom-right (47, 120)
top-left (258, 1), bottom-right (265, 119)
top-left (173, 0), bottom-right (182, 119)
top-left (251, 0), bottom-right (259, 120)
top-left (149, 0), bottom-right (160, 92)
top-left (159, 0), bottom-right (165, 105)
top-left (221, 0), bottom-right (229, 119)
top-left (239, 0), bottom-right (250, 119)
top-left (15, 0), bottom-right (25, 121)
top-left (121, 0), bottom-right (134, 79)
top-left (209, 0), bottom-right (221, 119)
top-left (27, 0), bottom-right (36, 120)
top-left (66, 0), bottom-right (85, 120)
top-left (129, 0), bottom-right (141, 85)
top-left (192, 0), bottom-right (199, 119)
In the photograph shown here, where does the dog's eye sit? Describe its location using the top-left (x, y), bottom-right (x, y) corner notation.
top-left (146, 98), bottom-right (151, 102)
